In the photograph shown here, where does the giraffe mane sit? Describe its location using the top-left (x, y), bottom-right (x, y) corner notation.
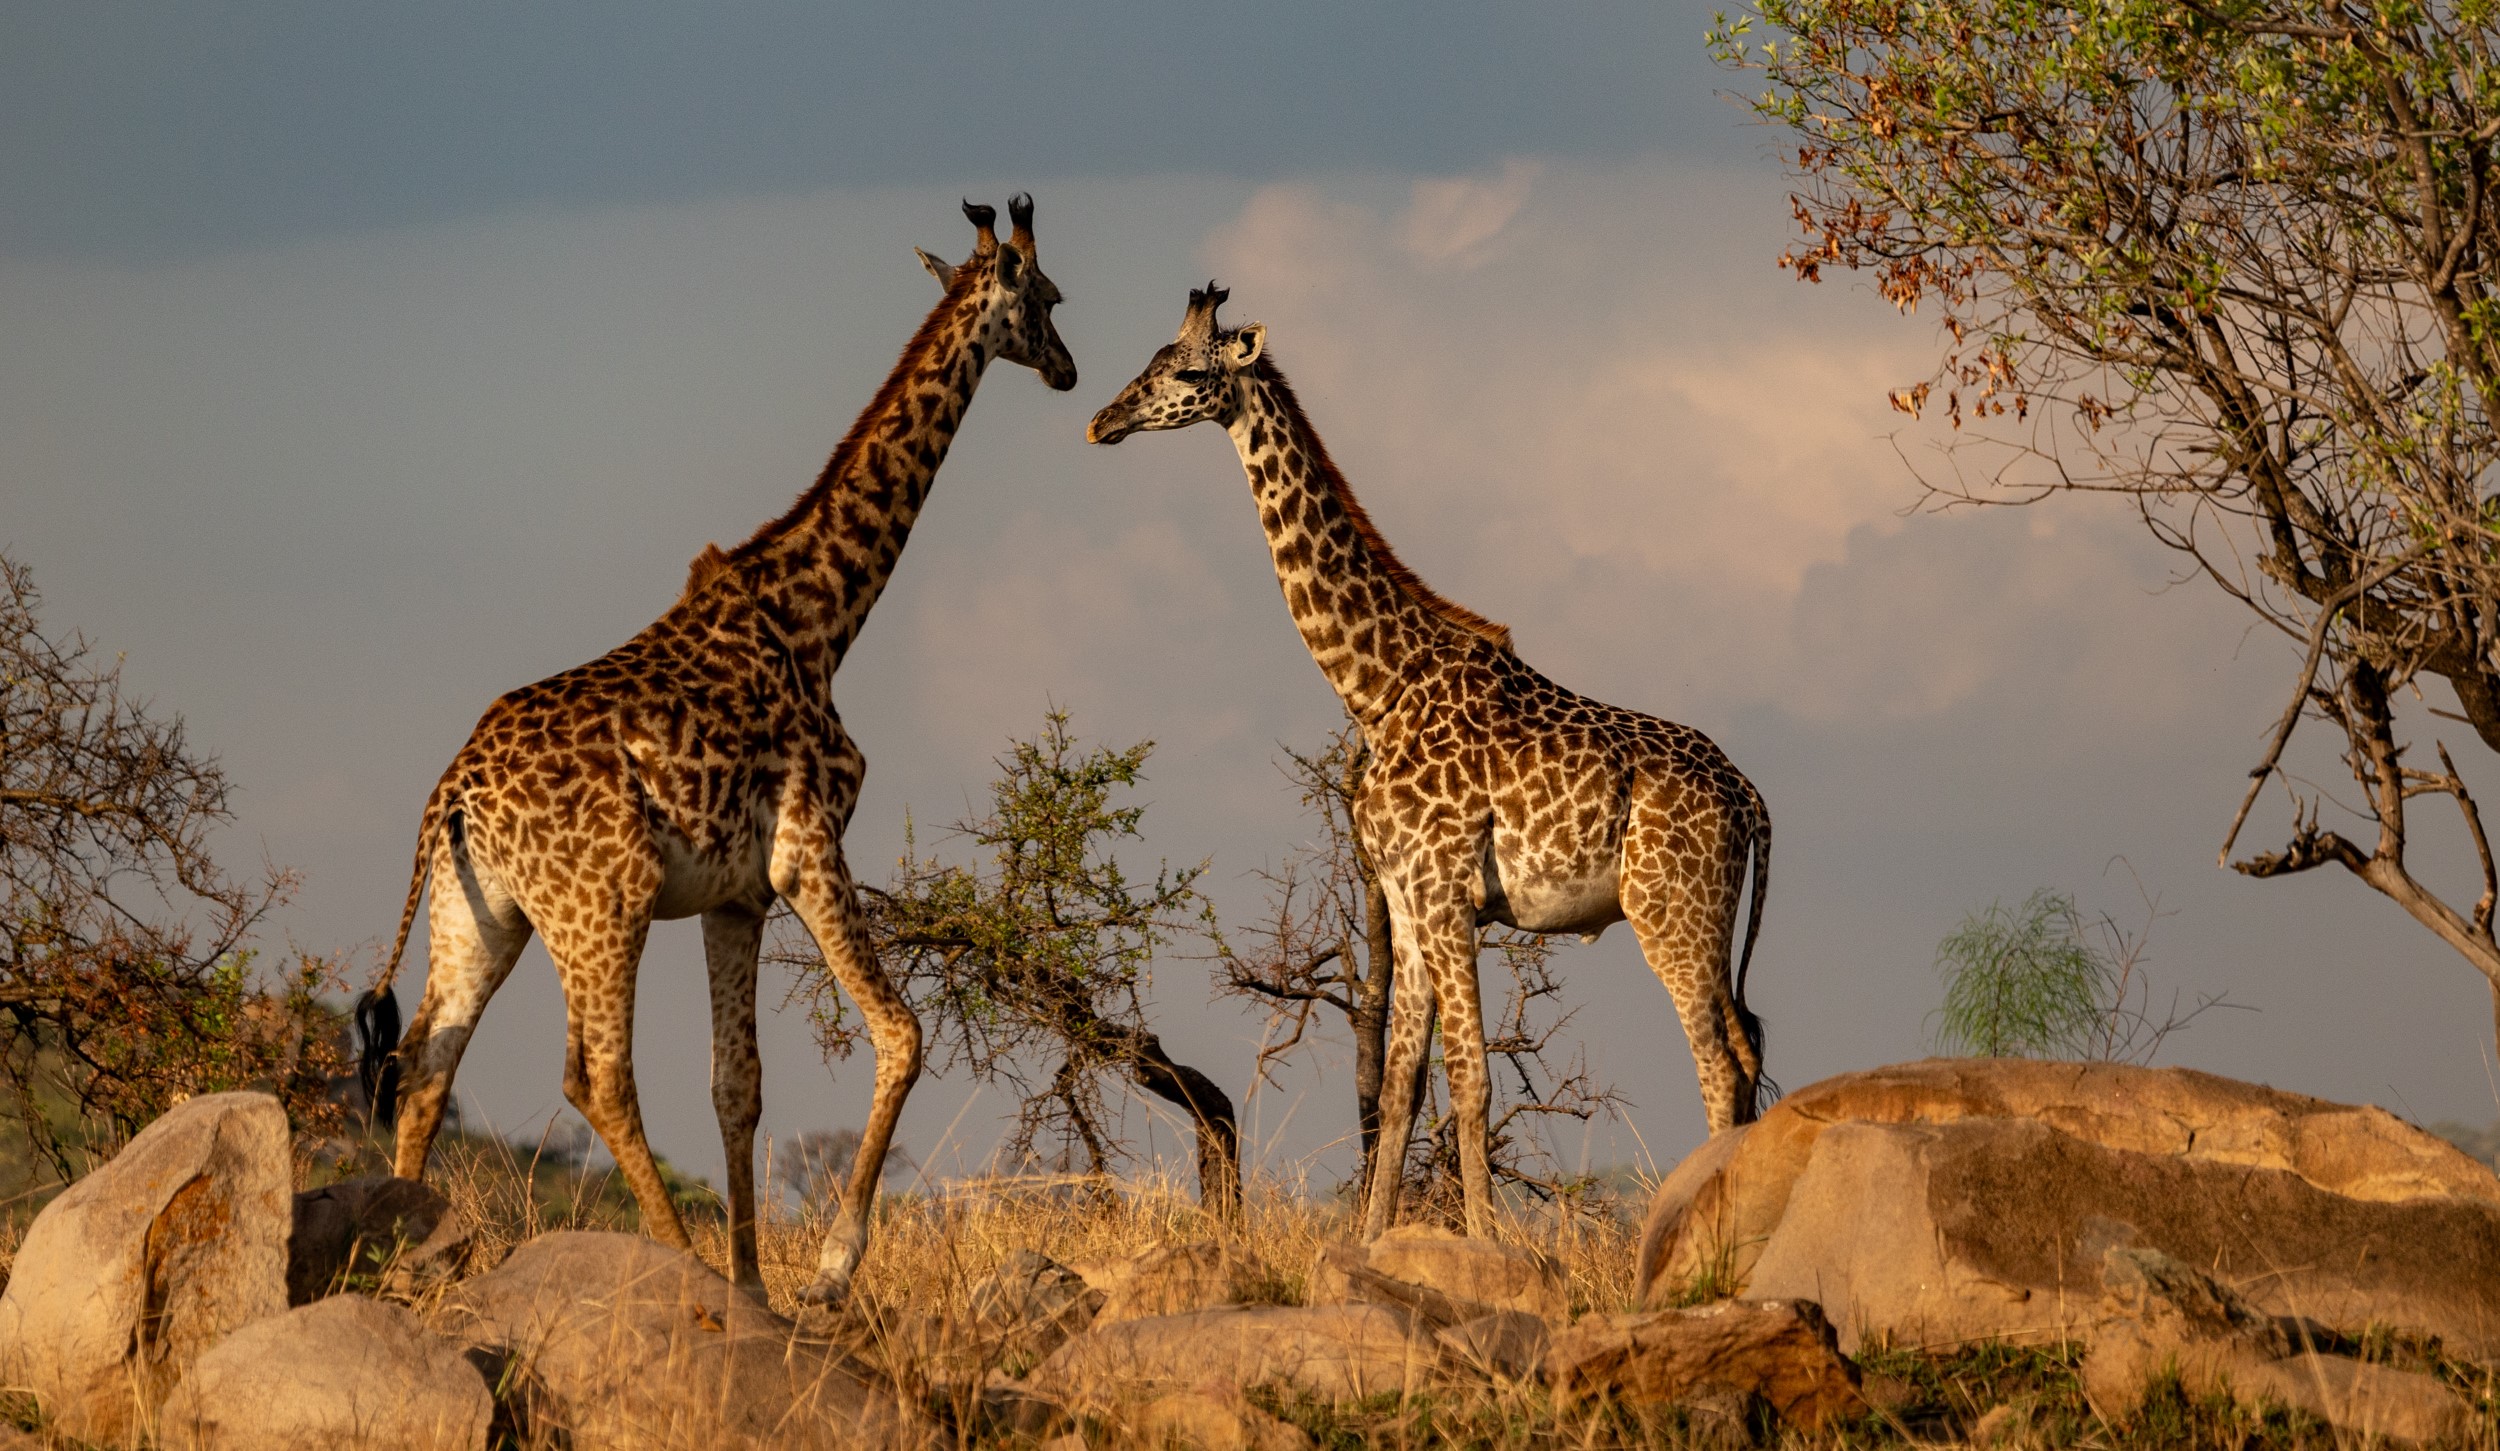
top-left (680, 543), bottom-right (736, 601)
top-left (722, 257), bottom-right (992, 565)
top-left (1252, 358), bottom-right (1514, 654)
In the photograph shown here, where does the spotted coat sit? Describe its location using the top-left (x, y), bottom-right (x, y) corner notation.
top-left (369, 199), bottom-right (1075, 1302)
top-left (1089, 286), bottom-right (1769, 1239)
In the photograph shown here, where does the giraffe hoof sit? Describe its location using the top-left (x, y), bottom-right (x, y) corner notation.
top-left (797, 1274), bottom-right (852, 1310)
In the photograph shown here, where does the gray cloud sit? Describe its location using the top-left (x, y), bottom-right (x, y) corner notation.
top-left (0, 3), bottom-right (1734, 262)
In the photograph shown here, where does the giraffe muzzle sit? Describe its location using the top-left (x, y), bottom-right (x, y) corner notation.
top-left (1086, 407), bottom-right (1135, 445)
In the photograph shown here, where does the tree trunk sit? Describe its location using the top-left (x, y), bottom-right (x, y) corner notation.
top-left (1128, 1030), bottom-right (1242, 1219)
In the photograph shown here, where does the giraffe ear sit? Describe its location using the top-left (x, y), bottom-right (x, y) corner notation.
top-left (916, 248), bottom-right (957, 288)
top-left (1226, 323), bottom-right (1266, 369)
top-left (993, 242), bottom-right (1025, 288)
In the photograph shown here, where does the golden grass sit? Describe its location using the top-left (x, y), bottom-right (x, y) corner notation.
top-left (411, 1134), bottom-right (1649, 1325)
top-left (1, 1134), bottom-right (2493, 1449)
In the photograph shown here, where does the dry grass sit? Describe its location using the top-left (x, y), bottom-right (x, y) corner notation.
top-left (1, 1135), bottom-right (2495, 1448)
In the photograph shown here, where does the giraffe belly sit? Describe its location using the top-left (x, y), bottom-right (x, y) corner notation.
top-left (1477, 838), bottom-right (1626, 939)
top-left (650, 825), bottom-right (773, 920)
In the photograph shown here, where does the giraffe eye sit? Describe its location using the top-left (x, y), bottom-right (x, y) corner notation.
top-left (1174, 369), bottom-right (1209, 385)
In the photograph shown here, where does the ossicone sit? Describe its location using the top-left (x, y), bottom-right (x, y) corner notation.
top-left (1181, 281), bottom-right (1230, 342)
top-left (1007, 192), bottom-right (1037, 257)
top-left (962, 199), bottom-right (1000, 254)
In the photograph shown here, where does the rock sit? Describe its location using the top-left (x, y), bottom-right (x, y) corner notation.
top-left (1075, 1241), bottom-right (1256, 1328)
top-left (966, 1250), bottom-right (1103, 1364)
top-left (155, 1294), bottom-right (490, 1450)
top-left (1433, 1309), bottom-right (1550, 1382)
top-left (1029, 1303), bottom-right (1431, 1410)
top-left (0, 1092), bottom-right (292, 1446)
top-left (2230, 1354), bottom-right (2476, 1445)
top-left (2078, 1246), bottom-right (2291, 1413)
top-left (969, 1378), bottom-right (1066, 1441)
top-left (436, 1231), bottom-right (934, 1450)
top-left (2081, 1247), bottom-right (2473, 1445)
top-left (1543, 1299), bottom-right (1864, 1431)
top-left (1128, 1387), bottom-right (1314, 1451)
top-left (287, 1175), bottom-right (469, 1305)
top-left (1636, 1059), bottom-right (2500, 1357)
top-left (1310, 1226), bottom-right (1566, 1325)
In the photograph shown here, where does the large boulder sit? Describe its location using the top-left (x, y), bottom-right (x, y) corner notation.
top-left (155, 1294), bottom-right (491, 1451)
top-left (1636, 1060), bottom-right (2500, 1356)
top-left (1544, 1300), bottom-right (1864, 1431)
top-left (1028, 1303), bottom-right (1431, 1410)
top-left (435, 1231), bottom-right (933, 1451)
top-left (0, 1092), bottom-right (292, 1445)
top-left (1309, 1226), bottom-right (1566, 1325)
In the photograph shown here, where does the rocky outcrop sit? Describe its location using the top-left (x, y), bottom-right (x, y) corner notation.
top-left (2082, 1248), bottom-right (2474, 1445)
top-left (1636, 1059), bottom-right (2500, 1356)
top-left (1073, 1240), bottom-right (1258, 1327)
top-left (287, 1175), bottom-right (469, 1305)
top-left (1544, 1299), bottom-right (1864, 1430)
top-left (965, 1250), bottom-right (1102, 1364)
top-left (1029, 1302), bottom-right (1431, 1410)
top-left (1310, 1225), bottom-right (1566, 1325)
top-left (437, 1231), bottom-right (932, 1451)
top-left (156, 1294), bottom-right (491, 1451)
top-left (0, 1092), bottom-right (293, 1445)
top-left (1434, 1309), bottom-right (1551, 1383)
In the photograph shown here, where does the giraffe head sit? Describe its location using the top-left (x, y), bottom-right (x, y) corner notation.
top-left (1085, 283), bottom-right (1265, 444)
top-left (917, 195), bottom-right (1077, 392)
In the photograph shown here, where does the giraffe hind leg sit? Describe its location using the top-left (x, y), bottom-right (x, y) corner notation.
top-left (1622, 797), bottom-right (1755, 1133)
top-left (392, 826), bottom-right (531, 1181)
top-left (545, 896), bottom-right (692, 1252)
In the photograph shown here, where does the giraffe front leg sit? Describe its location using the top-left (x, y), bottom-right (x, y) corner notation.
top-left (701, 905), bottom-right (766, 1286)
top-left (782, 842), bottom-right (921, 1307)
top-left (1359, 913), bottom-right (1436, 1240)
top-left (1413, 904), bottom-right (1496, 1239)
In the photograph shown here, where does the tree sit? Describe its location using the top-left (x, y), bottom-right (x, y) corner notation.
top-left (0, 553), bottom-right (344, 1175)
top-left (1221, 717), bottom-right (1623, 1211)
top-left (777, 709), bottom-right (1240, 1214)
top-left (1214, 725), bottom-right (1398, 1186)
top-left (1930, 885), bottom-right (2239, 1060)
top-left (1714, 0), bottom-right (2500, 1055)
top-left (771, 1127), bottom-right (916, 1209)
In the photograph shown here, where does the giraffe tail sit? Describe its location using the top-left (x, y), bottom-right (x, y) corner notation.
top-left (358, 771), bottom-right (452, 1129)
top-left (1733, 786), bottom-right (1776, 1115)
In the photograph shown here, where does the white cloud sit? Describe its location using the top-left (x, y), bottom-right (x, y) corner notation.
top-left (1194, 158), bottom-right (2250, 737)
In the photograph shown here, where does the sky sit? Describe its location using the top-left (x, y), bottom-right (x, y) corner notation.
top-left (5, 3), bottom-right (2498, 1198)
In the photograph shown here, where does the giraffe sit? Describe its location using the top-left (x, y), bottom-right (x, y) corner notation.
top-left (1087, 285), bottom-right (1770, 1238)
top-left (359, 198), bottom-right (1076, 1303)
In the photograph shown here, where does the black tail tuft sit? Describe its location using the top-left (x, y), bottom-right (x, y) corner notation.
top-left (1738, 1003), bottom-right (1779, 1118)
top-left (353, 986), bottom-right (403, 1129)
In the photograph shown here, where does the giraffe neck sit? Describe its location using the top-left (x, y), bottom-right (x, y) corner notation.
top-left (737, 286), bottom-right (991, 676)
top-left (1225, 367), bottom-right (1460, 723)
